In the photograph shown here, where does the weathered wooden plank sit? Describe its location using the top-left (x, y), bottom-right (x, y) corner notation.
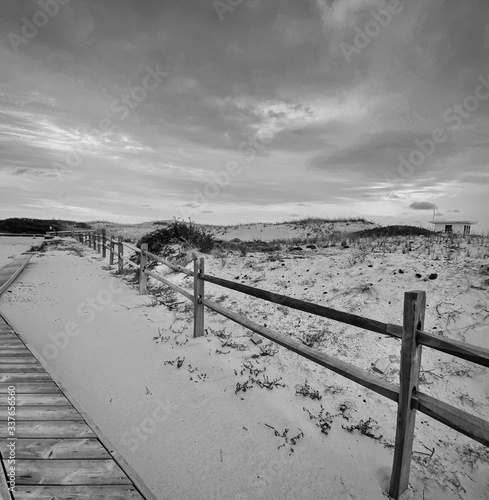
top-left (0, 255), bottom-right (31, 295)
top-left (0, 405), bottom-right (81, 421)
top-left (203, 297), bottom-right (400, 402)
top-left (139, 243), bottom-right (148, 295)
top-left (8, 459), bottom-right (132, 485)
top-left (414, 391), bottom-right (489, 447)
top-left (0, 340), bottom-right (25, 348)
top-left (121, 255), bottom-right (139, 269)
top-left (117, 236), bottom-right (123, 273)
top-left (418, 330), bottom-right (489, 368)
top-left (0, 346), bottom-right (26, 354)
top-left (0, 382), bottom-right (61, 394)
top-left (0, 456), bottom-right (13, 500)
top-left (203, 273), bottom-right (391, 335)
top-left (387, 323), bottom-right (489, 368)
top-left (389, 291), bottom-right (426, 499)
top-left (0, 357), bottom-right (41, 365)
top-left (0, 349), bottom-right (33, 356)
top-left (0, 438), bottom-right (109, 459)
top-left (143, 249), bottom-right (193, 275)
top-left (0, 364), bottom-right (46, 373)
top-left (13, 485), bottom-right (144, 499)
top-left (193, 257), bottom-right (204, 337)
top-left (0, 331), bottom-right (21, 336)
top-left (0, 373), bottom-right (51, 383)
top-left (0, 421), bottom-right (96, 438)
top-left (0, 394), bottom-right (70, 406)
top-left (145, 269), bottom-right (194, 302)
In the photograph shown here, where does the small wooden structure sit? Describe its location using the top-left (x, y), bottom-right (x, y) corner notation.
top-left (429, 220), bottom-right (477, 235)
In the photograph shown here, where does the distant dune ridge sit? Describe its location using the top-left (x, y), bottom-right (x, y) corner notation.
top-left (0, 216), bottom-right (378, 241)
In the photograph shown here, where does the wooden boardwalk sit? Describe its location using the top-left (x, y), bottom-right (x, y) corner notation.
top-left (0, 257), bottom-right (156, 499)
top-left (0, 256), bottom-right (32, 296)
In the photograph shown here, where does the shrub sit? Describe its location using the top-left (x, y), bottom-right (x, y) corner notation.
top-left (138, 218), bottom-right (215, 255)
top-left (353, 225), bottom-right (434, 238)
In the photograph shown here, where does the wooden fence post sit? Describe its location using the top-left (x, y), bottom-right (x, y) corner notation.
top-left (92, 233), bottom-right (96, 250)
top-left (102, 229), bottom-right (107, 258)
top-left (389, 290), bottom-right (426, 499)
top-left (139, 243), bottom-right (148, 295)
top-left (117, 236), bottom-right (123, 274)
top-left (193, 257), bottom-right (205, 337)
top-left (97, 233), bottom-right (101, 253)
top-left (109, 237), bottom-right (115, 265)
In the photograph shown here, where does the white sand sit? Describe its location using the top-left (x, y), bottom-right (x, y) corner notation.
top-left (0, 236), bottom-right (40, 267)
top-left (207, 220), bottom-right (378, 242)
top-left (0, 235), bottom-right (488, 499)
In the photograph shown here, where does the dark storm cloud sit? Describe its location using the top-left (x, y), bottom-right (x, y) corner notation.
top-left (409, 202), bottom-right (437, 211)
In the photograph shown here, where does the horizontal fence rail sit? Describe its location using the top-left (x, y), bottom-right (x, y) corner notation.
top-left (75, 231), bottom-right (489, 499)
top-left (0, 233), bottom-right (45, 237)
top-left (203, 274), bottom-right (489, 368)
top-left (145, 269), bottom-right (195, 303)
top-left (414, 391), bottom-right (489, 447)
top-left (203, 297), bottom-right (400, 402)
top-left (202, 274), bottom-right (392, 336)
top-left (387, 324), bottom-right (489, 368)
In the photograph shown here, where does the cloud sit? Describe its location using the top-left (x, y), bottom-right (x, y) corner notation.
top-left (409, 202), bottom-right (438, 211)
top-left (448, 209), bottom-right (461, 213)
top-left (0, 0), bottom-right (488, 230)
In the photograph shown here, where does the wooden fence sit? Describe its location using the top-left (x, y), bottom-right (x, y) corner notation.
top-left (76, 230), bottom-right (489, 499)
top-left (0, 233), bottom-right (46, 237)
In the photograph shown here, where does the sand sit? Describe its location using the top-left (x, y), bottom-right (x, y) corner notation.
top-left (0, 236), bottom-right (40, 267)
top-left (0, 231), bottom-right (488, 499)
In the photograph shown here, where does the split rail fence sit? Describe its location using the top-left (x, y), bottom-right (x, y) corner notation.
top-left (76, 230), bottom-right (489, 499)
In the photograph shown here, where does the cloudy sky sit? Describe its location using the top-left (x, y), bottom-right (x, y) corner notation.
top-left (1, 0), bottom-right (488, 230)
